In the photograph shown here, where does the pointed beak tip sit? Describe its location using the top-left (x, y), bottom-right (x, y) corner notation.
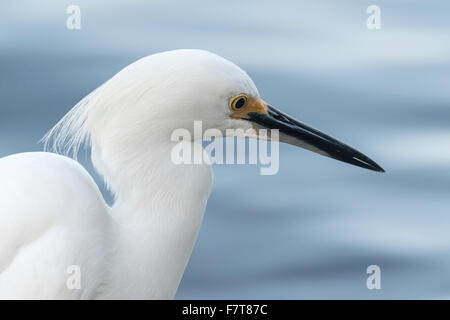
top-left (348, 160), bottom-right (385, 173)
top-left (367, 162), bottom-right (385, 173)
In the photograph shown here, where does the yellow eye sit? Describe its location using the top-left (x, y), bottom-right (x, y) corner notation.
top-left (230, 94), bottom-right (248, 111)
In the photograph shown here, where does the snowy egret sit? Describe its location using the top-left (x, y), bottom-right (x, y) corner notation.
top-left (0, 49), bottom-right (384, 299)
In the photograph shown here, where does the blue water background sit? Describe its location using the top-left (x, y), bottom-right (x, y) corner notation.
top-left (1, 1), bottom-right (450, 298)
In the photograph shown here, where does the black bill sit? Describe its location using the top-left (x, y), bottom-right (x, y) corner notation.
top-left (247, 105), bottom-right (385, 172)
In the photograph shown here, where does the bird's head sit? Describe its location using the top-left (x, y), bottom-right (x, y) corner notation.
top-left (44, 49), bottom-right (384, 175)
top-left (130, 49), bottom-right (383, 172)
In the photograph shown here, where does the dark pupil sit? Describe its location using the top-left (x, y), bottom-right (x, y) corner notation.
top-left (235, 97), bottom-right (246, 109)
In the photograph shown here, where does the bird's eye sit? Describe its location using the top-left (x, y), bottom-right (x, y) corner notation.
top-left (230, 95), bottom-right (247, 111)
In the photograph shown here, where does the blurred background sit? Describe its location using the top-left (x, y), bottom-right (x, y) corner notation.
top-left (1, 0), bottom-right (450, 299)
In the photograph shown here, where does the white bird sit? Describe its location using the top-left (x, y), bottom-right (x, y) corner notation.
top-left (0, 49), bottom-right (384, 299)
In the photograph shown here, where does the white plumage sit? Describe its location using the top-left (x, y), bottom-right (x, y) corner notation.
top-left (0, 49), bottom-right (383, 299)
top-left (0, 49), bottom-right (257, 299)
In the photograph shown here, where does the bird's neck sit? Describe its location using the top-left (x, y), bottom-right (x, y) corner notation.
top-left (95, 140), bottom-right (213, 299)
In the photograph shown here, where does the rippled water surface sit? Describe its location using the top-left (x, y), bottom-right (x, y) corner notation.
top-left (1, 1), bottom-right (450, 299)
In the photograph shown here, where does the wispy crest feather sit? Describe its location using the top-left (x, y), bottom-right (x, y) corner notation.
top-left (41, 87), bottom-right (102, 158)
